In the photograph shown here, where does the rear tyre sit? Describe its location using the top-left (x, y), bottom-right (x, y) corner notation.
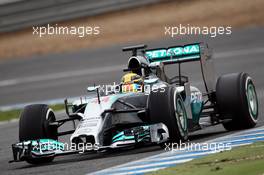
top-left (216, 72), bottom-right (258, 130)
top-left (148, 86), bottom-right (188, 145)
top-left (19, 104), bottom-right (58, 164)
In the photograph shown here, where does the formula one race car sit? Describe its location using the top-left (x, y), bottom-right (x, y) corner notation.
top-left (10, 42), bottom-right (258, 164)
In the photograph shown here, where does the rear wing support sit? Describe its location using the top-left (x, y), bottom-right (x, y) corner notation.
top-left (199, 43), bottom-right (215, 93)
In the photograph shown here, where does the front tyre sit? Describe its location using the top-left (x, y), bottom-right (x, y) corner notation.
top-left (148, 87), bottom-right (188, 144)
top-left (216, 72), bottom-right (258, 130)
top-left (19, 104), bottom-right (58, 164)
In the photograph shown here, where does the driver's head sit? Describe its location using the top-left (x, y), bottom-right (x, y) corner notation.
top-left (121, 72), bottom-right (142, 85)
top-left (128, 57), bottom-right (142, 75)
top-left (121, 72), bottom-right (143, 93)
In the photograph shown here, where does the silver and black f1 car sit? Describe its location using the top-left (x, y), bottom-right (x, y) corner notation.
top-left (10, 42), bottom-right (258, 164)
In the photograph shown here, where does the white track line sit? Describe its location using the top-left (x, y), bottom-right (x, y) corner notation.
top-left (106, 158), bottom-right (193, 172)
top-left (214, 47), bottom-right (264, 58)
top-left (110, 167), bottom-right (164, 175)
top-left (0, 64), bottom-right (124, 87)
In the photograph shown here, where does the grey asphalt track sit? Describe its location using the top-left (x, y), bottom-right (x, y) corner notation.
top-left (0, 26), bottom-right (264, 175)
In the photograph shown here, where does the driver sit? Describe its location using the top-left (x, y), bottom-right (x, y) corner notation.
top-left (121, 72), bottom-right (143, 93)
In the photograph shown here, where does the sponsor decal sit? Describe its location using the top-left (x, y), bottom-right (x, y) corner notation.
top-left (145, 44), bottom-right (200, 60)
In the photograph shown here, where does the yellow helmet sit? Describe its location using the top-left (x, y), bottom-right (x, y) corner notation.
top-left (121, 73), bottom-right (143, 93)
top-left (121, 73), bottom-right (142, 85)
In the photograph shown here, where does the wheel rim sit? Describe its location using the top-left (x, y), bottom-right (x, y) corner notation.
top-left (246, 83), bottom-right (258, 120)
top-left (175, 98), bottom-right (187, 132)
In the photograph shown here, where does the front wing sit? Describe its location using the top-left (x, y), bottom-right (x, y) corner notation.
top-left (10, 123), bottom-right (169, 163)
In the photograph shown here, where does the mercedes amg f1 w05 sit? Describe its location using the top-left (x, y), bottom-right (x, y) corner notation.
top-left (10, 42), bottom-right (258, 164)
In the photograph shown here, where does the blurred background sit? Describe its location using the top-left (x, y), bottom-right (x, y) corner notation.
top-left (0, 1), bottom-right (264, 175)
top-left (0, 0), bottom-right (263, 109)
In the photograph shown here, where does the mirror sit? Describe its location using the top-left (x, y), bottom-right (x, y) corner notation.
top-left (87, 85), bottom-right (100, 92)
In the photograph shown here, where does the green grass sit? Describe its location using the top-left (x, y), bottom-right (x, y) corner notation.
top-left (0, 104), bottom-right (65, 122)
top-left (149, 142), bottom-right (264, 175)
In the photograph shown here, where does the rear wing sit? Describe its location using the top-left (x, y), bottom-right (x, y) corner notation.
top-left (144, 42), bottom-right (215, 93)
top-left (144, 43), bottom-right (201, 64)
